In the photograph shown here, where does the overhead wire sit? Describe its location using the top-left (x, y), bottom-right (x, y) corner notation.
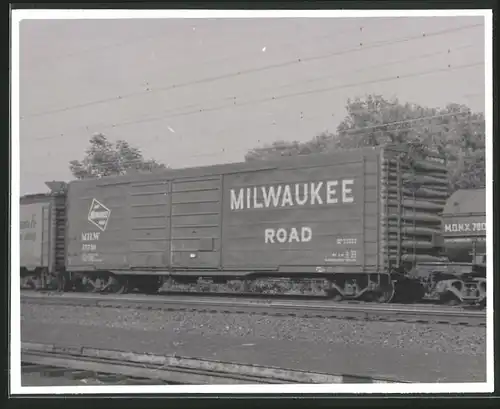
top-left (21, 22), bottom-right (482, 120)
top-left (34, 94), bottom-right (484, 166)
top-left (36, 96), bottom-right (484, 165)
top-left (38, 41), bottom-right (478, 139)
top-left (33, 61), bottom-right (484, 143)
top-left (37, 111), bottom-right (483, 172)
top-left (32, 118), bottom-right (484, 177)
top-left (188, 119), bottom-right (486, 160)
top-left (97, 92), bottom-right (485, 154)
top-left (22, 19), bottom-right (385, 73)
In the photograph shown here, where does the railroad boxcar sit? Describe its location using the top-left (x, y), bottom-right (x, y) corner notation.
top-left (63, 143), bottom-right (449, 302)
top-left (442, 188), bottom-right (486, 263)
top-left (19, 182), bottom-right (67, 289)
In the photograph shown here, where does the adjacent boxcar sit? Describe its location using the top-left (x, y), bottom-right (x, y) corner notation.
top-left (19, 182), bottom-right (67, 289)
top-left (64, 143), bottom-right (449, 301)
top-left (442, 188), bottom-right (486, 263)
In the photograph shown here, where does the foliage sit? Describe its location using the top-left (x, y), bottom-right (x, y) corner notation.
top-left (69, 133), bottom-right (167, 180)
top-left (245, 133), bottom-right (334, 162)
top-left (245, 94), bottom-right (485, 192)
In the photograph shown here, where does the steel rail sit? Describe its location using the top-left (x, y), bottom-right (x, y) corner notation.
top-left (21, 342), bottom-right (404, 384)
top-left (20, 288), bottom-right (485, 310)
top-left (21, 292), bottom-right (486, 327)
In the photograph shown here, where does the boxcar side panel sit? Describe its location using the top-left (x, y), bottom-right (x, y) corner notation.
top-left (20, 202), bottom-right (48, 270)
top-left (442, 189), bottom-right (486, 262)
top-left (170, 177), bottom-right (221, 269)
top-left (221, 158), bottom-right (372, 273)
top-left (66, 182), bottom-right (129, 270)
top-left (442, 215), bottom-right (486, 262)
top-left (443, 214), bottom-right (487, 238)
top-left (41, 204), bottom-right (50, 267)
top-left (128, 180), bottom-right (171, 268)
top-left (363, 156), bottom-right (381, 272)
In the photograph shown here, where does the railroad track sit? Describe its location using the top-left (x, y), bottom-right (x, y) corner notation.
top-left (21, 291), bottom-right (486, 327)
top-left (21, 342), bottom-right (404, 385)
top-left (22, 362), bottom-right (170, 386)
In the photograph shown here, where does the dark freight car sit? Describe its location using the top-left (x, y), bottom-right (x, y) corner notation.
top-left (64, 144), bottom-right (449, 301)
top-left (19, 182), bottom-right (67, 289)
top-left (442, 188), bottom-right (486, 263)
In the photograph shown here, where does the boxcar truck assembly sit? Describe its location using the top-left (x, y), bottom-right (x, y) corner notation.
top-left (62, 143), bottom-right (451, 303)
top-left (19, 181), bottom-right (67, 289)
top-left (439, 188), bottom-right (486, 306)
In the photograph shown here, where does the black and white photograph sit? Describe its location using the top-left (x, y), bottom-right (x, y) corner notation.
top-left (10, 8), bottom-right (493, 395)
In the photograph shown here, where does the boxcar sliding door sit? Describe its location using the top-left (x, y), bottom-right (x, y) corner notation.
top-left (127, 179), bottom-right (171, 269)
top-left (169, 176), bottom-right (222, 269)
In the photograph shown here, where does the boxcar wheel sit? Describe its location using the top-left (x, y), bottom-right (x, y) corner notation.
top-left (479, 298), bottom-right (486, 310)
top-left (376, 283), bottom-right (395, 303)
top-left (136, 278), bottom-right (160, 294)
top-left (326, 288), bottom-right (343, 302)
top-left (107, 276), bottom-right (128, 294)
top-left (439, 292), bottom-right (460, 306)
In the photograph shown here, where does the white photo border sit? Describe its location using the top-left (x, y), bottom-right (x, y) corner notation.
top-left (10, 8), bottom-right (494, 396)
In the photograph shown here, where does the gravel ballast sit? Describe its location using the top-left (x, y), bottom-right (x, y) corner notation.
top-left (20, 303), bottom-right (487, 383)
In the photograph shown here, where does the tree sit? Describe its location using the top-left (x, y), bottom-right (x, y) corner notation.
top-left (69, 133), bottom-right (167, 180)
top-left (244, 132), bottom-right (334, 162)
top-left (333, 96), bottom-right (486, 190)
top-left (245, 94), bottom-right (485, 192)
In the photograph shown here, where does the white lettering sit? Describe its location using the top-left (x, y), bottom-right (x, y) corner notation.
top-left (262, 185), bottom-right (282, 208)
top-left (230, 189), bottom-right (244, 210)
top-left (289, 228), bottom-right (300, 242)
top-left (281, 185), bottom-right (293, 207)
top-left (337, 237), bottom-right (357, 245)
top-left (301, 227), bottom-right (312, 242)
top-left (90, 211), bottom-right (109, 219)
top-left (253, 187), bottom-right (263, 209)
top-left (20, 214), bottom-right (37, 229)
top-left (444, 222), bottom-right (485, 233)
top-left (326, 181), bottom-right (338, 204)
top-left (81, 232), bottom-right (100, 241)
top-left (295, 183), bottom-right (308, 206)
top-left (246, 187), bottom-right (251, 210)
top-left (342, 179), bottom-right (354, 203)
top-left (264, 228), bottom-right (275, 243)
top-left (231, 179), bottom-right (356, 210)
top-left (310, 182), bottom-right (323, 205)
top-left (264, 226), bottom-right (313, 243)
top-left (276, 228), bottom-right (288, 243)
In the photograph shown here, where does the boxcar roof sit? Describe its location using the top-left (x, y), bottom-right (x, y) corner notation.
top-left (68, 146), bottom-right (383, 188)
top-left (20, 192), bottom-right (52, 201)
top-left (68, 143), bottom-right (438, 188)
top-left (442, 188), bottom-right (486, 216)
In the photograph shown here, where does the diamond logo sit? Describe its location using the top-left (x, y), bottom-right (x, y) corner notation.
top-left (88, 198), bottom-right (111, 232)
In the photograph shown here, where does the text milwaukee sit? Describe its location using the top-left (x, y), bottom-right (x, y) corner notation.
top-left (229, 179), bottom-right (355, 211)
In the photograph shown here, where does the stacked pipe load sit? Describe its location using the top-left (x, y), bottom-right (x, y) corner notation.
top-left (380, 144), bottom-right (450, 270)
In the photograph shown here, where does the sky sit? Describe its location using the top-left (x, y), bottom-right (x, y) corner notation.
top-left (18, 15), bottom-right (486, 195)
